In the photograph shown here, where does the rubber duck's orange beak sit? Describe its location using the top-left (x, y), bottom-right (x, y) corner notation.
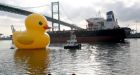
top-left (43, 25), bottom-right (51, 30)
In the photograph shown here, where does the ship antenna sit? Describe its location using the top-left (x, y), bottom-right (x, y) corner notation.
top-left (99, 11), bottom-right (101, 17)
top-left (97, 10), bottom-right (102, 18)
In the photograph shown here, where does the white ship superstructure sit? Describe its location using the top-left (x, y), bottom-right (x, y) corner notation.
top-left (86, 11), bottom-right (119, 30)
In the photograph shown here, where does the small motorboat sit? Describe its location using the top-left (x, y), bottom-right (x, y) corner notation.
top-left (64, 31), bottom-right (81, 49)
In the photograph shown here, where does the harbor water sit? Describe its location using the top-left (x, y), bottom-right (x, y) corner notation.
top-left (0, 39), bottom-right (140, 75)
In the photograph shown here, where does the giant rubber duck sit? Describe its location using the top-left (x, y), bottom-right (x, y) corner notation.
top-left (13, 13), bottom-right (50, 49)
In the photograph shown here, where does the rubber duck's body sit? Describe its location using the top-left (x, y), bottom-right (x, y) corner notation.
top-left (13, 13), bottom-right (50, 49)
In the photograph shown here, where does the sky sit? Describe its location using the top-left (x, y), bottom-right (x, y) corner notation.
top-left (0, 0), bottom-right (140, 35)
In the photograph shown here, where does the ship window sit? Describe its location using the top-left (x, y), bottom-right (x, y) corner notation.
top-left (107, 15), bottom-right (112, 19)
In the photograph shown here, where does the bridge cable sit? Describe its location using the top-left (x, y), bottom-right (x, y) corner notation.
top-left (1, 3), bottom-right (51, 9)
top-left (59, 3), bottom-right (74, 24)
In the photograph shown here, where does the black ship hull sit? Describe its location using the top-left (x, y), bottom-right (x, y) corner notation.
top-left (48, 28), bottom-right (127, 43)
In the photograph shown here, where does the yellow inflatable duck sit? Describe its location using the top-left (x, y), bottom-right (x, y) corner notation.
top-left (13, 13), bottom-right (50, 49)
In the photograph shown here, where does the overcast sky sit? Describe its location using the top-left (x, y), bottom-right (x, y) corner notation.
top-left (0, 0), bottom-right (140, 35)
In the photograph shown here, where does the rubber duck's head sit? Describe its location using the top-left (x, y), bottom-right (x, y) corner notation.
top-left (25, 13), bottom-right (50, 32)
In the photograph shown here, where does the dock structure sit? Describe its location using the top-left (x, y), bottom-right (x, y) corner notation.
top-left (0, 3), bottom-right (83, 30)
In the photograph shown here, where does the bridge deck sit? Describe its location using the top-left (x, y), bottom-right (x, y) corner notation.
top-left (0, 4), bottom-right (83, 30)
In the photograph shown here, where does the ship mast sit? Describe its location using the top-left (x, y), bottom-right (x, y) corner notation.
top-left (97, 10), bottom-right (102, 18)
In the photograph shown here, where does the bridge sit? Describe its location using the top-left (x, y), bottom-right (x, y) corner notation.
top-left (0, 3), bottom-right (83, 30)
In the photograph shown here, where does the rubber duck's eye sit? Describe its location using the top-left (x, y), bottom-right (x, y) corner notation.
top-left (39, 21), bottom-right (43, 25)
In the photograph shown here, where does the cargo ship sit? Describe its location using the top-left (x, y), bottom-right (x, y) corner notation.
top-left (48, 11), bottom-right (131, 43)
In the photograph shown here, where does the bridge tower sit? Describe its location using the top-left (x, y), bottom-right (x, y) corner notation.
top-left (51, 2), bottom-right (60, 31)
